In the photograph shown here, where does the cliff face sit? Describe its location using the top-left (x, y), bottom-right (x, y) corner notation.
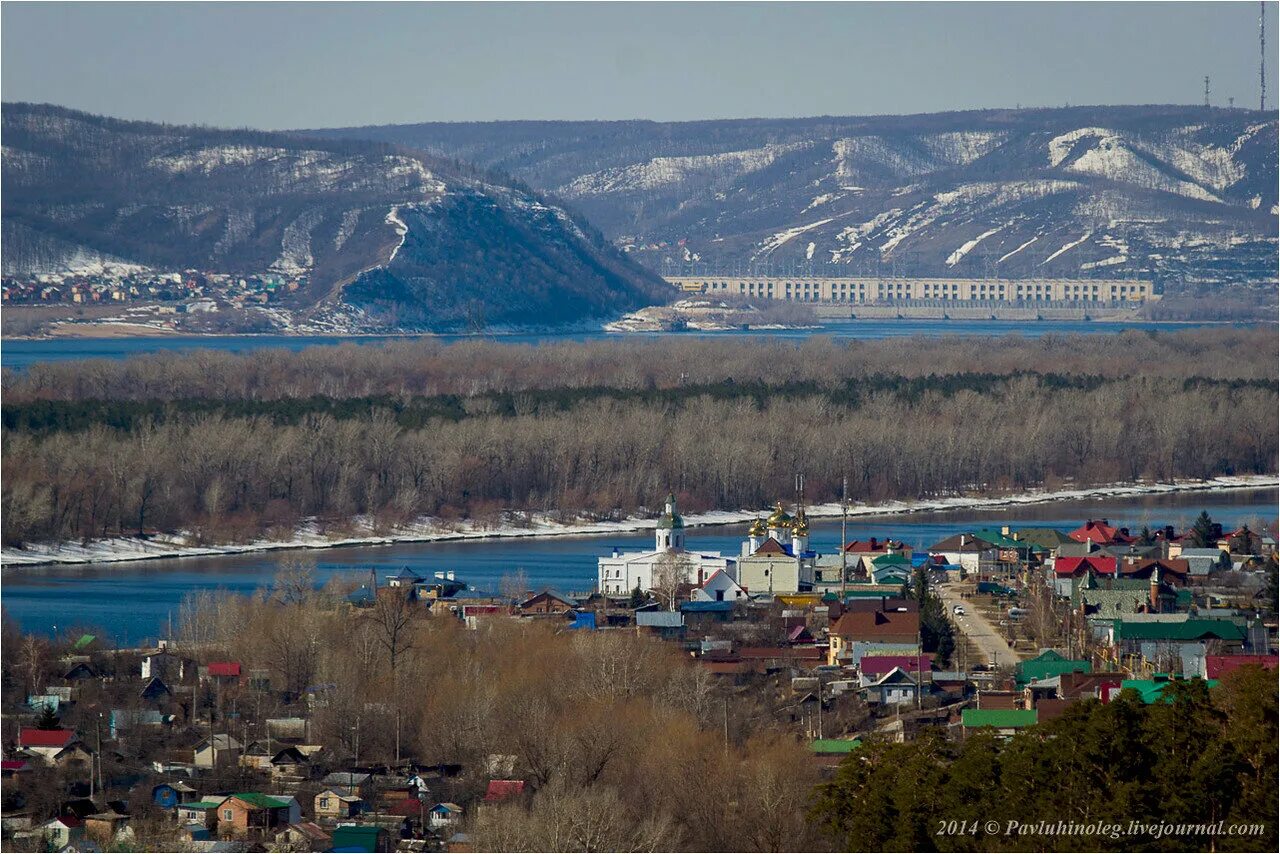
top-left (2, 103), bottom-right (670, 330)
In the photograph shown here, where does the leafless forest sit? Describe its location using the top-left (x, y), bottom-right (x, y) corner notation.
top-left (2, 329), bottom-right (1276, 547)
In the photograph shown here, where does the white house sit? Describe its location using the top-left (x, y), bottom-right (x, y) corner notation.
top-left (597, 495), bottom-right (735, 596)
top-left (692, 569), bottom-right (749, 603)
top-left (40, 816), bottom-right (84, 849)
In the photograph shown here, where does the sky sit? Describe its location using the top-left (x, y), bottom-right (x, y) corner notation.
top-left (2, 1), bottom-right (1276, 129)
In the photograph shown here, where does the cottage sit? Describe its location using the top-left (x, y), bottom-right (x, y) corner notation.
top-left (269, 746), bottom-right (309, 780)
top-left (517, 589), bottom-right (578, 615)
top-left (429, 802), bottom-right (463, 829)
top-left (331, 825), bottom-right (392, 853)
top-left (177, 800), bottom-right (221, 829)
top-left (193, 733), bottom-right (242, 768)
top-left (84, 809), bottom-right (131, 844)
top-left (692, 569), bottom-right (749, 602)
top-left (39, 816), bottom-right (84, 849)
top-left (17, 728), bottom-right (79, 764)
top-left (828, 607), bottom-right (919, 666)
top-left (961, 708), bottom-right (1038, 736)
top-left (275, 822), bottom-right (331, 852)
top-left (482, 780), bottom-right (526, 804)
top-left (927, 533), bottom-right (995, 573)
top-left (862, 667), bottom-right (921, 705)
top-left (215, 793), bottom-right (294, 837)
top-left (152, 781), bottom-right (198, 810)
top-left (314, 787), bottom-right (364, 820)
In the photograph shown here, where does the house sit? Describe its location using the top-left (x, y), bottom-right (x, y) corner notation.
top-left (139, 677), bottom-right (173, 703)
top-left (202, 661), bottom-right (243, 683)
top-left (269, 746), bottom-right (309, 780)
top-left (275, 822), bottom-right (331, 852)
top-left (17, 728), bottom-right (78, 763)
top-left (177, 800), bottom-right (221, 829)
top-left (1180, 548), bottom-right (1229, 577)
top-left (517, 590), bottom-right (578, 615)
top-left (635, 610), bottom-right (685, 639)
top-left (858, 654), bottom-right (933, 686)
top-left (314, 788), bottom-right (364, 820)
top-left (862, 667), bottom-right (921, 706)
top-left (40, 816), bottom-right (84, 849)
top-left (193, 733), bottom-right (242, 768)
top-left (828, 607), bottom-right (920, 666)
top-left (1120, 675), bottom-right (1219, 704)
top-left (692, 569), bottom-right (749, 602)
top-left (331, 825), bottom-right (392, 853)
top-left (680, 600), bottom-right (735, 629)
top-left (152, 781), bottom-right (198, 810)
top-left (386, 566), bottom-right (424, 588)
top-left (429, 803), bottom-right (463, 829)
top-left (1016, 650), bottom-right (1091, 688)
top-left (961, 708), bottom-right (1038, 736)
top-left (84, 809), bottom-right (131, 844)
top-left (1067, 519), bottom-right (1133, 546)
top-left (482, 780), bottom-right (526, 803)
top-left (321, 771), bottom-right (374, 798)
top-left (1201, 654), bottom-right (1278, 680)
top-left (868, 553), bottom-right (912, 586)
top-left (141, 650), bottom-right (191, 682)
top-left (214, 793), bottom-right (294, 838)
top-left (927, 533), bottom-right (995, 573)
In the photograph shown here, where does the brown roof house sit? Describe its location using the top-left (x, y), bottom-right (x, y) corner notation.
top-left (828, 607), bottom-right (920, 666)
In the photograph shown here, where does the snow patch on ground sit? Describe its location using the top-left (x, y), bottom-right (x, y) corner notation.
top-left (755, 217), bottom-right (835, 257)
top-left (806, 241), bottom-right (816, 260)
top-left (384, 205), bottom-right (409, 262)
top-left (559, 142), bottom-right (810, 196)
top-left (946, 225), bottom-right (1004, 266)
top-left (997, 235), bottom-right (1039, 264)
top-left (4, 475), bottom-right (1274, 569)
top-left (1040, 231), bottom-right (1093, 265)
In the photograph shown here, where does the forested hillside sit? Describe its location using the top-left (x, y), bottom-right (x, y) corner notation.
top-left (1, 103), bottom-right (669, 329)
top-left (315, 106), bottom-right (1279, 294)
top-left (2, 330), bottom-right (1274, 548)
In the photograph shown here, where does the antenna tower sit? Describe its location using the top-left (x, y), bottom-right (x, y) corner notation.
top-left (1204, 75), bottom-right (1211, 108)
top-left (1262, 1), bottom-right (1268, 112)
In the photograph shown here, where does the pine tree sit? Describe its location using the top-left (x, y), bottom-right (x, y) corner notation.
top-left (1190, 511), bottom-right (1218, 548)
top-left (33, 704), bottom-right (60, 730)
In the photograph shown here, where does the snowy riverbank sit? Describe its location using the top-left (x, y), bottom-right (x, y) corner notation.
top-left (2, 474), bottom-right (1275, 569)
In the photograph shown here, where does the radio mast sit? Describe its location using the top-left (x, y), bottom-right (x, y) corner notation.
top-left (1262, 1), bottom-right (1268, 112)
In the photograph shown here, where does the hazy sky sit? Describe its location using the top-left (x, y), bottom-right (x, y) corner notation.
top-left (2, 1), bottom-right (1276, 129)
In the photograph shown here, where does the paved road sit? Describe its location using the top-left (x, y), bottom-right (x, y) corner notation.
top-left (938, 582), bottom-right (1019, 669)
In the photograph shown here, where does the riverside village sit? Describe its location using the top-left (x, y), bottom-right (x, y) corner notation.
top-left (2, 492), bottom-right (1276, 852)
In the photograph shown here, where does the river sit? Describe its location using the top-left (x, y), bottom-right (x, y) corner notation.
top-left (0, 318), bottom-right (1236, 372)
top-left (2, 488), bottom-right (1274, 644)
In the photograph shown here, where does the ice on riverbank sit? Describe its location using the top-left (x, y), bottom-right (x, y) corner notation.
top-left (2, 474), bottom-right (1275, 569)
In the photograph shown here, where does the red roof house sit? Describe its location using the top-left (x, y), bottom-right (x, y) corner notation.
top-left (1204, 655), bottom-right (1279, 680)
top-left (482, 780), bottom-right (526, 803)
top-left (18, 728), bottom-right (75, 749)
top-left (1054, 555), bottom-right (1118, 577)
top-left (1067, 520), bottom-right (1133, 546)
top-left (206, 662), bottom-right (242, 679)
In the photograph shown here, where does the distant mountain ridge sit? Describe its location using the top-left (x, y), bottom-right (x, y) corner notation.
top-left (1, 103), bottom-right (669, 330)
top-left (313, 106), bottom-right (1279, 292)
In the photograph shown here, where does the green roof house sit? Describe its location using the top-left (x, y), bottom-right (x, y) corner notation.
top-left (810, 738), bottom-right (863, 755)
top-left (1120, 676), bottom-right (1219, 704)
top-left (961, 709), bottom-right (1038, 733)
top-left (332, 824), bottom-right (391, 853)
top-left (1017, 650), bottom-right (1091, 687)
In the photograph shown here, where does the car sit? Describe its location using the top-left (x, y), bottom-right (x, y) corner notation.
top-left (952, 605), bottom-right (966, 616)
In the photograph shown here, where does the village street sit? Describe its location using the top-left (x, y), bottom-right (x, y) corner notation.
top-left (937, 582), bottom-right (1020, 669)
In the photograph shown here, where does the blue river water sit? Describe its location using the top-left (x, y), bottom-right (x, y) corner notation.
top-left (3, 488), bottom-right (1274, 644)
top-left (0, 319), bottom-right (1236, 372)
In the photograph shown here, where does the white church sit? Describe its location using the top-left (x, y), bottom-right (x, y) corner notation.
top-left (596, 494), bottom-right (736, 596)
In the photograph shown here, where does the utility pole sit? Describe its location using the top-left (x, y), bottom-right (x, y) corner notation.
top-left (722, 695), bottom-right (729, 757)
top-left (840, 474), bottom-right (849, 598)
top-left (95, 713), bottom-right (103, 795)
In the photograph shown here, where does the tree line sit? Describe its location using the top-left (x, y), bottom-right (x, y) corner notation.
top-left (3, 334), bottom-right (1276, 548)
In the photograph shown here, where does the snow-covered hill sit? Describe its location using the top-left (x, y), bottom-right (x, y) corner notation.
top-left (2, 103), bottom-right (669, 329)
top-left (315, 106), bottom-right (1279, 292)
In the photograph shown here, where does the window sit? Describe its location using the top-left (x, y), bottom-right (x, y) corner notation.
top-left (319, 798), bottom-right (330, 810)
top-left (224, 810), bottom-right (233, 820)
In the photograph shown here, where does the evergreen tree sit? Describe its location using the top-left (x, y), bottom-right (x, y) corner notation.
top-left (1190, 510), bottom-right (1218, 548)
top-left (33, 704), bottom-right (60, 730)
